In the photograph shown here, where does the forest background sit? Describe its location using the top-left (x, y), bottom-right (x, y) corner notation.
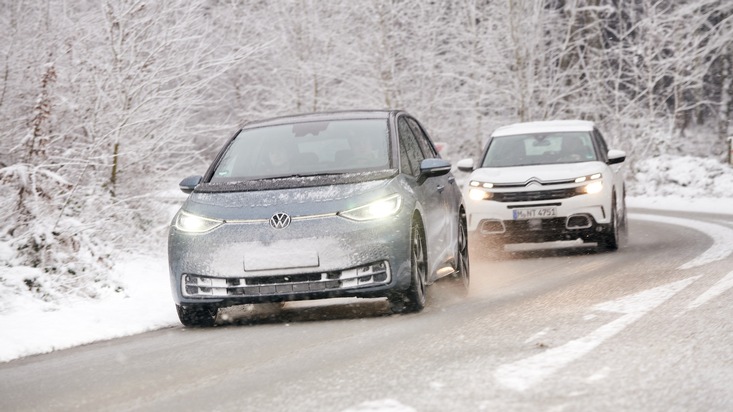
top-left (1, 0), bottom-right (732, 306)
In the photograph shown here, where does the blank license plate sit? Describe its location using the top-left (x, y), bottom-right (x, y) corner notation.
top-left (244, 250), bottom-right (319, 271)
top-left (513, 207), bottom-right (557, 220)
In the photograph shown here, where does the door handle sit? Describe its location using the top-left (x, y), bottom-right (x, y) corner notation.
top-left (437, 185), bottom-right (445, 193)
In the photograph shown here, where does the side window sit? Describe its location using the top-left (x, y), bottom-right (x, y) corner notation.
top-left (398, 118), bottom-right (425, 176)
top-left (406, 118), bottom-right (438, 158)
top-left (399, 140), bottom-right (414, 177)
top-left (593, 129), bottom-right (609, 162)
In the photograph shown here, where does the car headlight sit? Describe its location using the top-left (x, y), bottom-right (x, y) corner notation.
top-left (468, 180), bottom-right (494, 201)
top-left (583, 181), bottom-right (604, 194)
top-left (174, 210), bottom-right (223, 233)
top-left (468, 188), bottom-right (493, 200)
top-left (339, 194), bottom-right (402, 221)
top-left (469, 180), bottom-right (494, 188)
top-left (574, 173), bottom-right (603, 194)
top-left (574, 173), bottom-right (602, 183)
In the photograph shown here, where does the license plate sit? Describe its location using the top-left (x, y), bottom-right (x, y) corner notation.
top-left (244, 250), bottom-right (319, 271)
top-left (513, 207), bottom-right (557, 220)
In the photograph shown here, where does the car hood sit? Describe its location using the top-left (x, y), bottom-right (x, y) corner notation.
top-left (182, 176), bottom-right (397, 220)
top-left (469, 162), bottom-right (606, 184)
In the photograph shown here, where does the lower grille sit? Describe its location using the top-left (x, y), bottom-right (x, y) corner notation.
top-left (480, 219), bottom-right (505, 234)
top-left (182, 261), bottom-right (390, 298)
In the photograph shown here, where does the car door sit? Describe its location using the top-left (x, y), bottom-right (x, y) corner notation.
top-left (397, 116), bottom-right (450, 279)
top-left (593, 127), bottom-right (625, 213)
top-left (407, 117), bottom-right (460, 269)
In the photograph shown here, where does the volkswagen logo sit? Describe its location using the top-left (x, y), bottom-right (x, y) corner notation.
top-left (269, 212), bottom-right (291, 229)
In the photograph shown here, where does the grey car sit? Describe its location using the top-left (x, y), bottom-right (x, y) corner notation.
top-left (168, 110), bottom-right (469, 326)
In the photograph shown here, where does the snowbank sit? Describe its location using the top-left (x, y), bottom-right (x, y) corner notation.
top-left (630, 154), bottom-right (733, 198)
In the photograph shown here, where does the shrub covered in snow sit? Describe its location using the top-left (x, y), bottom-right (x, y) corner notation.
top-left (629, 155), bottom-right (733, 198)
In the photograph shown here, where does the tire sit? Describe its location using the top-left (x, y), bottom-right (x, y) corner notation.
top-left (619, 190), bottom-right (629, 246)
top-left (389, 222), bottom-right (427, 314)
top-left (176, 304), bottom-right (218, 327)
top-left (448, 210), bottom-right (470, 296)
top-left (598, 197), bottom-right (619, 251)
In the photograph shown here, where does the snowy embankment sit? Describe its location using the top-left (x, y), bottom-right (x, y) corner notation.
top-left (0, 253), bottom-right (178, 362)
top-left (629, 154), bottom-right (733, 212)
top-left (1, 154), bottom-right (733, 363)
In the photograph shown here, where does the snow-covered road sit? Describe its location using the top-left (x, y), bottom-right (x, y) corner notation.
top-left (1, 203), bottom-right (732, 411)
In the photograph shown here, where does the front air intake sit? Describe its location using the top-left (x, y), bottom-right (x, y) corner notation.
top-left (566, 214), bottom-right (592, 229)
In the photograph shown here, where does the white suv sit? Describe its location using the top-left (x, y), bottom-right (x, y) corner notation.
top-left (457, 120), bottom-right (627, 252)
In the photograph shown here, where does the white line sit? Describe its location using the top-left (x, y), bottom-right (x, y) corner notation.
top-left (630, 213), bottom-right (733, 269)
top-left (523, 327), bottom-right (550, 344)
top-left (494, 276), bottom-right (699, 392)
top-left (684, 271), bottom-right (733, 313)
top-left (586, 366), bottom-right (611, 383)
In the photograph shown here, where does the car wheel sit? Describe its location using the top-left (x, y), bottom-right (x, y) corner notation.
top-left (448, 210), bottom-right (470, 295)
top-left (619, 191), bottom-right (629, 246)
top-left (598, 197), bottom-right (619, 251)
top-left (389, 222), bottom-right (427, 314)
top-left (176, 304), bottom-right (218, 327)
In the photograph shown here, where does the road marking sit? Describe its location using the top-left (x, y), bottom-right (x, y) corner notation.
top-left (630, 213), bottom-right (733, 269)
top-left (494, 276), bottom-right (699, 392)
top-left (681, 270), bottom-right (733, 315)
top-left (342, 399), bottom-right (416, 412)
top-left (586, 366), bottom-right (611, 382)
top-left (523, 327), bottom-right (550, 344)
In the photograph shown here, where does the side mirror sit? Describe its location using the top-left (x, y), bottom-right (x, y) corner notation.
top-left (607, 150), bottom-right (626, 165)
top-left (179, 175), bottom-right (202, 194)
top-left (419, 158), bottom-right (452, 179)
top-left (456, 158), bottom-right (474, 172)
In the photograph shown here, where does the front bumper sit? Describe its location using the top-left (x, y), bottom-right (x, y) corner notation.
top-left (465, 188), bottom-right (613, 243)
top-left (168, 212), bottom-right (412, 307)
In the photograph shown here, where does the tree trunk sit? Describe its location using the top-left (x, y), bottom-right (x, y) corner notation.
top-left (719, 50), bottom-right (732, 146)
top-left (110, 142), bottom-right (119, 197)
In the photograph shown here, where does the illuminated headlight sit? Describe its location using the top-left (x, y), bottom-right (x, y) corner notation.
top-left (340, 194), bottom-right (402, 221)
top-left (175, 211), bottom-right (223, 233)
top-left (583, 181), bottom-right (604, 194)
top-left (468, 188), bottom-right (492, 201)
top-left (574, 173), bottom-right (602, 183)
top-left (574, 173), bottom-right (603, 194)
top-left (469, 180), bottom-right (494, 188)
top-left (468, 180), bottom-right (494, 200)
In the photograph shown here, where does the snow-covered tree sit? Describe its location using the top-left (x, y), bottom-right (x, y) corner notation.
top-left (1, 0), bottom-right (731, 306)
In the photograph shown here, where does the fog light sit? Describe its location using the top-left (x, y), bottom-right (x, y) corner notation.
top-left (469, 188), bottom-right (491, 200)
top-left (584, 181), bottom-right (603, 194)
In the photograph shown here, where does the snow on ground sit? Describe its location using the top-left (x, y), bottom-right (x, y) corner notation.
top-left (628, 154), bottom-right (733, 213)
top-left (0, 253), bottom-right (178, 363)
top-left (0, 154), bottom-right (732, 364)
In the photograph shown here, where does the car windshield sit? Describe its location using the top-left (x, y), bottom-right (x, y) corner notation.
top-left (481, 132), bottom-right (597, 167)
top-left (210, 119), bottom-right (390, 182)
